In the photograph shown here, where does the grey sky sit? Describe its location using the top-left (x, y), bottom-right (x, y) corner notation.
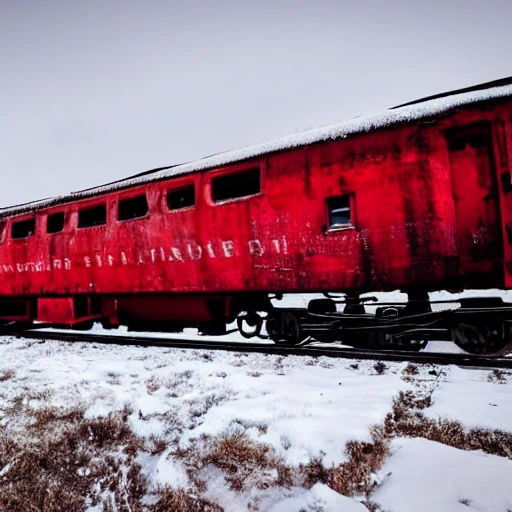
top-left (1, 0), bottom-right (511, 207)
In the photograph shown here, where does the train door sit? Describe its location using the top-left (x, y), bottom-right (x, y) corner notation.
top-left (447, 123), bottom-right (502, 278)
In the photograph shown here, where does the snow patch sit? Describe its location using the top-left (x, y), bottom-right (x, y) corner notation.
top-left (268, 483), bottom-right (369, 512)
top-left (373, 437), bottom-right (512, 512)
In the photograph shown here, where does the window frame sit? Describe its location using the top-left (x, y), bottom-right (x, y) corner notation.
top-left (325, 194), bottom-right (355, 232)
top-left (0, 221), bottom-right (6, 244)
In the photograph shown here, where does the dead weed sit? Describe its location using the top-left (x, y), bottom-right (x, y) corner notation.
top-left (301, 425), bottom-right (389, 498)
top-left (0, 368), bottom-right (15, 382)
top-left (384, 391), bottom-right (512, 459)
top-left (487, 369), bottom-right (510, 384)
top-left (0, 406), bottom-right (145, 512)
top-left (176, 432), bottom-right (291, 492)
top-left (152, 487), bottom-right (223, 512)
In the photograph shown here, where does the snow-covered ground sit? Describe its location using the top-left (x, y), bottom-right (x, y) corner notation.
top-left (1, 324), bottom-right (512, 511)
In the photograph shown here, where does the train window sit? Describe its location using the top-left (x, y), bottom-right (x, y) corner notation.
top-left (327, 195), bottom-right (351, 228)
top-left (78, 204), bottom-right (107, 228)
top-left (0, 222), bottom-right (6, 243)
top-left (212, 168), bottom-right (260, 203)
top-left (118, 194), bottom-right (149, 221)
top-left (47, 212), bottom-right (65, 234)
top-left (447, 125), bottom-right (489, 152)
top-left (11, 218), bottom-right (36, 239)
top-left (167, 185), bottom-right (195, 210)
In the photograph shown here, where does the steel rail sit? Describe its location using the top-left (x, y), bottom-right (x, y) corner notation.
top-left (6, 329), bottom-right (512, 369)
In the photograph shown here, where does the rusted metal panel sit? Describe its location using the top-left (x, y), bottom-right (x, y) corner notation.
top-left (446, 122), bottom-right (502, 274)
top-left (37, 297), bottom-right (74, 324)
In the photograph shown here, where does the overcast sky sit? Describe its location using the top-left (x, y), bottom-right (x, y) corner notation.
top-left (1, 0), bottom-right (511, 207)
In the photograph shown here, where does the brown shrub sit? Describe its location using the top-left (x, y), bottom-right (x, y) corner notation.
top-left (301, 384), bottom-right (512, 503)
top-left (384, 391), bottom-right (512, 459)
top-left (403, 363), bottom-right (419, 375)
top-left (32, 405), bottom-right (85, 427)
top-left (0, 408), bottom-right (147, 512)
top-left (301, 426), bottom-right (389, 498)
top-left (176, 432), bottom-right (291, 492)
top-left (488, 369), bottom-right (509, 384)
top-left (401, 363), bottom-right (420, 382)
top-left (373, 361), bottom-right (387, 375)
top-left (232, 418), bottom-right (268, 435)
top-left (153, 488), bottom-right (223, 512)
top-left (0, 368), bottom-right (16, 382)
top-left (148, 435), bottom-right (168, 455)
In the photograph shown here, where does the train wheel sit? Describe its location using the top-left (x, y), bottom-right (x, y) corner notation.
top-left (451, 318), bottom-right (512, 355)
top-left (266, 311), bottom-right (305, 345)
top-left (237, 311), bottom-right (263, 339)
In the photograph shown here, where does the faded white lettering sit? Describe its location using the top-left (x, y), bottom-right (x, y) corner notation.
top-left (187, 243), bottom-right (202, 260)
top-left (171, 248), bottom-right (184, 262)
top-left (248, 239), bottom-right (264, 257)
top-left (206, 243), bottom-right (216, 258)
top-left (222, 240), bottom-right (235, 258)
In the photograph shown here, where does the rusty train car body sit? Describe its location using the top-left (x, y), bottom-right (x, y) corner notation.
top-left (2, 77), bottom-right (512, 353)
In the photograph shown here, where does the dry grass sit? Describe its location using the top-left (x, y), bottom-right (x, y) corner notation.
top-left (152, 487), bottom-right (223, 512)
top-left (373, 362), bottom-right (387, 375)
top-left (232, 418), bottom-right (268, 435)
top-left (301, 425), bottom-right (389, 498)
top-left (487, 369), bottom-right (510, 384)
top-left (0, 406), bottom-right (146, 512)
top-left (148, 435), bottom-right (168, 455)
top-left (176, 432), bottom-right (291, 492)
top-left (300, 380), bottom-right (512, 505)
top-left (3, 359), bottom-right (511, 511)
top-left (384, 390), bottom-right (512, 459)
top-left (186, 392), bottom-right (232, 426)
top-left (0, 368), bottom-right (15, 382)
top-left (146, 375), bottom-right (162, 394)
top-left (401, 363), bottom-right (419, 382)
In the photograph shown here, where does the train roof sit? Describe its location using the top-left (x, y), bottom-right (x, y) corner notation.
top-left (2, 76), bottom-right (512, 219)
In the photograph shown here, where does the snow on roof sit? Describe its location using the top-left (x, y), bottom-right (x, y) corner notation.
top-left (2, 78), bottom-right (512, 219)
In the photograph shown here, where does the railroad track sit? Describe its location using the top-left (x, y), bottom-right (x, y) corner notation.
top-left (6, 329), bottom-right (512, 369)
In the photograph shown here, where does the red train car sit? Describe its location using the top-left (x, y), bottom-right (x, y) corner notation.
top-left (1, 77), bottom-right (512, 353)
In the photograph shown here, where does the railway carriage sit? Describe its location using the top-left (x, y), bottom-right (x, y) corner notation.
top-left (1, 77), bottom-right (512, 354)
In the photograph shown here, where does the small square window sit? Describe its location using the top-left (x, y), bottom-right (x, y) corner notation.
top-left (47, 212), bottom-right (65, 234)
top-left (167, 185), bottom-right (195, 210)
top-left (327, 195), bottom-right (352, 228)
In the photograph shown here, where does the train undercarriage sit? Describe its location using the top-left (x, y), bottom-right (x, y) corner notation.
top-left (1, 292), bottom-right (512, 356)
top-left (236, 294), bottom-right (512, 356)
